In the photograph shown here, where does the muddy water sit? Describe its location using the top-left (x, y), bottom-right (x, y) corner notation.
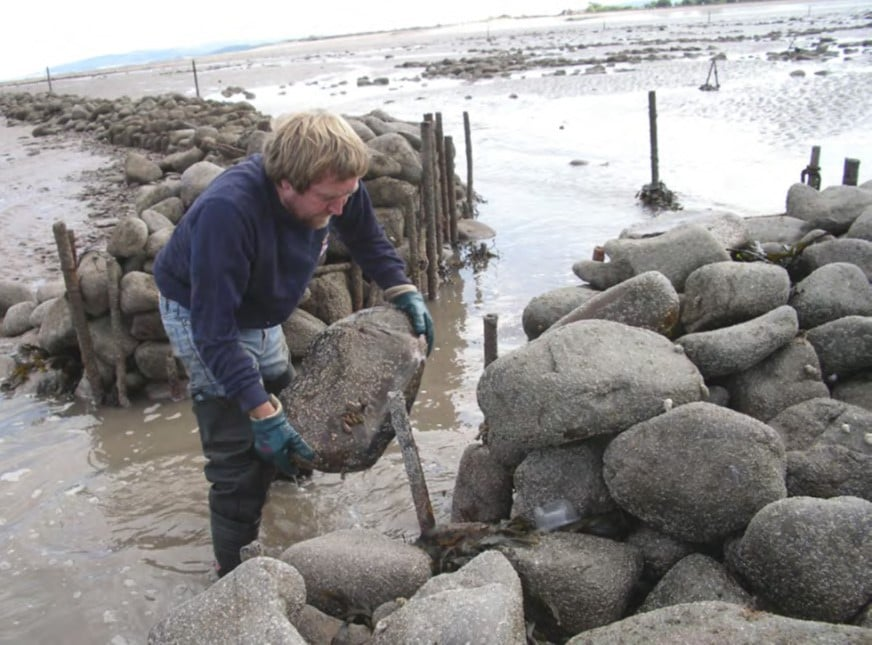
top-left (1, 2), bottom-right (871, 642)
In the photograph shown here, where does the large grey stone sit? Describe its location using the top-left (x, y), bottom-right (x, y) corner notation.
top-left (299, 271), bottom-right (353, 325)
top-left (723, 337), bottom-right (830, 422)
top-left (2, 300), bottom-right (37, 337)
top-left (735, 496), bottom-right (872, 622)
top-left (549, 271), bottom-right (680, 338)
top-left (790, 262), bottom-right (872, 329)
top-left (767, 397), bottom-right (872, 452)
top-left (451, 443), bottom-right (513, 523)
top-left (180, 161), bottom-right (224, 207)
top-left (120, 270), bottom-right (159, 315)
top-left (522, 284), bottom-right (600, 340)
top-left (743, 213), bottom-right (814, 245)
top-left (511, 440), bottom-right (615, 525)
top-left (77, 250), bottom-right (110, 317)
top-left (124, 151), bottom-right (163, 185)
top-left (625, 524), bottom-right (695, 580)
top-left (638, 553), bottom-right (751, 613)
top-left (680, 261), bottom-right (790, 333)
top-left (603, 402), bottom-right (786, 543)
top-left (280, 307), bottom-right (425, 473)
top-left (620, 210), bottom-right (750, 250)
top-left (371, 551), bottom-right (526, 645)
top-left (786, 182), bottom-right (872, 234)
top-left (107, 216), bottom-right (149, 258)
top-left (0, 279), bottom-right (34, 316)
top-left (806, 315), bottom-right (872, 376)
top-left (844, 204), bottom-right (872, 240)
top-left (567, 601), bottom-right (872, 644)
top-left (477, 320), bottom-right (706, 451)
top-left (787, 443), bottom-right (872, 500)
top-left (675, 305), bottom-right (798, 379)
top-left (833, 372), bottom-right (872, 411)
top-left (279, 528), bottom-right (432, 619)
top-left (499, 532), bottom-right (642, 636)
top-left (281, 307), bottom-right (327, 360)
top-left (601, 224), bottom-right (731, 292)
top-left (147, 557), bottom-right (306, 645)
top-left (795, 238), bottom-right (872, 281)
top-left (367, 132), bottom-right (422, 184)
top-left (36, 297), bottom-right (76, 355)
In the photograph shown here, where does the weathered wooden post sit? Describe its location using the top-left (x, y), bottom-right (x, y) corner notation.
top-left (637, 90), bottom-right (678, 209)
top-left (445, 136), bottom-right (459, 248)
top-left (192, 60), bottom-right (200, 98)
top-left (843, 158), bottom-right (860, 186)
top-left (52, 221), bottom-right (103, 404)
top-left (45, 67), bottom-right (53, 93)
top-left (483, 313), bottom-right (499, 367)
top-left (801, 145), bottom-right (822, 189)
top-left (648, 90), bottom-right (660, 187)
top-left (424, 114), bottom-right (444, 254)
top-left (420, 120), bottom-right (439, 300)
top-left (435, 112), bottom-right (450, 248)
top-left (106, 256), bottom-right (130, 407)
top-left (463, 111), bottom-right (474, 218)
top-left (388, 391), bottom-right (435, 535)
top-left (405, 193), bottom-right (422, 292)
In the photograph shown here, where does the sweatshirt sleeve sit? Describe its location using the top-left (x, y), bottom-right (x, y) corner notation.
top-left (189, 196), bottom-right (270, 412)
top-left (335, 183), bottom-right (411, 290)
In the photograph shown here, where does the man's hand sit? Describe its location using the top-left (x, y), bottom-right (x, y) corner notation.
top-left (250, 395), bottom-right (315, 475)
top-left (390, 290), bottom-right (435, 355)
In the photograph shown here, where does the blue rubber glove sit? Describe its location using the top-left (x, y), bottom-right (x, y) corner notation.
top-left (391, 291), bottom-right (435, 355)
top-left (251, 395), bottom-right (315, 476)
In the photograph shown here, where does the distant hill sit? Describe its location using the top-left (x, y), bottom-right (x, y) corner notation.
top-left (48, 41), bottom-right (271, 75)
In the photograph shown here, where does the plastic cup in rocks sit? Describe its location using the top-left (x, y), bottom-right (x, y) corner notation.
top-left (533, 499), bottom-right (580, 532)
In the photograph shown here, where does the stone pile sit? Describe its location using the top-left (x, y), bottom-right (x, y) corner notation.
top-left (0, 91), bottom-right (476, 400)
top-left (147, 180), bottom-right (872, 642)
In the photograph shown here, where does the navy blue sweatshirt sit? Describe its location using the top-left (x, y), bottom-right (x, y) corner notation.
top-left (153, 154), bottom-right (410, 412)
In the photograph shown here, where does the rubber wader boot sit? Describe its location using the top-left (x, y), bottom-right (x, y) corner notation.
top-left (193, 397), bottom-right (275, 577)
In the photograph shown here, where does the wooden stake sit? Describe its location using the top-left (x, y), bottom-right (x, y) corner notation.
top-left (388, 391), bottom-right (435, 536)
top-left (445, 136), bottom-right (459, 248)
top-left (648, 90), bottom-right (660, 186)
top-left (192, 60), bottom-right (200, 98)
top-left (106, 256), bottom-right (129, 407)
top-left (420, 120), bottom-right (439, 300)
top-left (463, 111), bottom-right (474, 217)
top-left (52, 221), bottom-right (103, 404)
top-left (843, 158), bottom-right (860, 186)
top-left (484, 313), bottom-right (499, 367)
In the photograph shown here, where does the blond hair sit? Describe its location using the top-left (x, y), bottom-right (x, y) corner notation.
top-left (262, 110), bottom-right (369, 192)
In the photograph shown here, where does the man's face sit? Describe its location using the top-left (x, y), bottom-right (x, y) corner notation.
top-left (277, 175), bottom-right (359, 230)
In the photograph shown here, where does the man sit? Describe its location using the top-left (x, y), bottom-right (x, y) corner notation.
top-left (153, 109), bottom-right (434, 576)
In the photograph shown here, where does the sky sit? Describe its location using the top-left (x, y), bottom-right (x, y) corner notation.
top-left (0, 0), bottom-right (632, 82)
